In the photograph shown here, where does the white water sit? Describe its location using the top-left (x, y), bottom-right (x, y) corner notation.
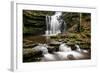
top-left (32, 44), bottom-right (48, 54)
top-left (45, 12), bottom-right (66, 36)
top-left (59, 43), bottom-right (72, 52)
top-left (36, 43), bottom-right (89, 61)
top-left (75, 44), bottom-right (88, 53)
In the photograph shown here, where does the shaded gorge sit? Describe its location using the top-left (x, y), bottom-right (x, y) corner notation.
top-left (23, 10), bottom-right (91, 62)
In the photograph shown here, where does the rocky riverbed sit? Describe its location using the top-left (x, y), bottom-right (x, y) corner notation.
top-left (23, 35), bottom-right (91, 62)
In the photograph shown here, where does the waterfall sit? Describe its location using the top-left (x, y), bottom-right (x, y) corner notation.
top-left (45, 12), bottom-right (66, 36)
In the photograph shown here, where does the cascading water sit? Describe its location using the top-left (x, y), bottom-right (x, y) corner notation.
top-left (45, 12), bottom-right (66, 36)
top-left (50, 12), bottom-right (62, 34)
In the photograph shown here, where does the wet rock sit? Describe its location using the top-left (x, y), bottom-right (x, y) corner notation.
top-left (23, 44), bottom-right (37, 48)
top-left (23, 49), bottom-right (43, 62)
top-left (48, 46), bottom-right (59, 53)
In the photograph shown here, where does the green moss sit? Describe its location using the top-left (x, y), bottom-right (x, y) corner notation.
top-left (23, 10), bottom-right (55, 16)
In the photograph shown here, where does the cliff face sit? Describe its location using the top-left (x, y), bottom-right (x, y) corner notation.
top-left (23, 10), bottom-right (55, 35)
top-left (23, 10), bottom-right (90, 35)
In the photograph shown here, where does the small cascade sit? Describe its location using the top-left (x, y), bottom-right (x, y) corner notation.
top-left (45, 12), bottom-right (66, 36)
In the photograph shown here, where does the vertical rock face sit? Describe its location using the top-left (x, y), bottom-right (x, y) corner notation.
top-left (23, 10), bottom-right (55, 36)
top-left (23, 15), bottom-right (46, 35)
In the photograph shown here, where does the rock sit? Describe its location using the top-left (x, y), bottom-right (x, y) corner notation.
top-left (23, 49), bottom-right (43, 62)
top-left (23, 44), bottom-right (37, 48)
top-left (49, 41), bottom-right (62, 46)
top-left (47, 46), bottom-right (59, 53)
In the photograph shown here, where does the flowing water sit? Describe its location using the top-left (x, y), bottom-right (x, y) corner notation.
top-left (40, 43), bottom-right (90, 61)
top-left (45, 12), bottom-right (66, 36)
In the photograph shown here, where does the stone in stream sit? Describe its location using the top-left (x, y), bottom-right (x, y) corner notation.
top-left (23, 49), bottom-right (43, 62)
top-left (23, 44), bottom-right (38, 48)
top-left (49, 41), bottom-right (62, 46)
top-left (47, 46), bottom-right (59, 53)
